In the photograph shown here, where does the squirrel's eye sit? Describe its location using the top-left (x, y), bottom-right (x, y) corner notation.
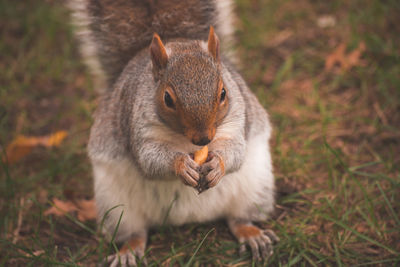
top-left (220, 88), bottom-right (226, 103)
top-left (164, 91), bottom-right (175, 109)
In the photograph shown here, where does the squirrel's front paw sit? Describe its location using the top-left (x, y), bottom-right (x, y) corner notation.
top-left (174, 153), bottom-right (200, 187)
top-left (199, 151), bottom-right (225, 189)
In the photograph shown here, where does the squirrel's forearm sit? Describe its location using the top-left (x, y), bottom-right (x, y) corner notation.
top-left (135, 137), bottom-right (245, 178)
top-left (210, 137), bottom-right (246, 174)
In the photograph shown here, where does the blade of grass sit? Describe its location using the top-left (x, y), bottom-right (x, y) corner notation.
top-left (286, 250), bottom-right (305, 267)
top-left (302, 252), bottom-right (318, 267)
top-left (272, 55), bottom-right (293, 92)
top-left (351, 171), bottom-right (399, 186)
top-left (154, 239), bottom-right (199, 266)
top-left (376, 182), bottom-right (400, 226)
top-left (321, 214), bottom-right (397, 255)
top-left (333, 243), bottom-right (343, 267)
top-left (348, 161), bottom-right (381, 172)
top-left (325, 141), bottom-right (380, 226)
top-left (162, 194), bottom-right (178, 227)
top-left (97, 204), bottom-right (123, 262)
top-left (184, 228), bottom-right (214, 267)
top-left (355, 206), bottom-right (382, 238)
top-left (352, 257), bottom-right (400, 266)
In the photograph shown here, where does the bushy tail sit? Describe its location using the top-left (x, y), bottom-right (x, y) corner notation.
top-left (68, 0), bottom-right (234, 92)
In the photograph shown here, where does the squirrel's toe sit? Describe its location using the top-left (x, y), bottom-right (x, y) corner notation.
top-left (106, 235), bottom-right (147, 267)
top-left (107, 252), bottom-right (137, 267)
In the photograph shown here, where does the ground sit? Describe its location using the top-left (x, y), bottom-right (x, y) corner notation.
top-left (1, 0), bottom-right (399, 266)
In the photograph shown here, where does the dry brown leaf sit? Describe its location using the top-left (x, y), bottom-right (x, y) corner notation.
top-left (45, 131), bottom-right (68, 146)
top-left (76, 199), bottom-right (97, 221)
top-left (20, 249), bottom-right (45, 258)
top-left (325, 43), bottom-right (346, 71)
top-left (44, 197), bottom-right (97, 222)
top-left (345, 41), bottom-right (366, 70)
top-left (44, 198), bottom-right (78, 217)
top-left (4, 131), bottom-right (68, 163)
top-left (264, 29), bottom-right (293, 48)
top-left (325, 41), bottom-right (366, 72)
top-left (355, 223), bottom-right (369, 233)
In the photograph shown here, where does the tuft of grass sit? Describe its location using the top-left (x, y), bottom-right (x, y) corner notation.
top-left (1, 0), bottom-right (399, 266)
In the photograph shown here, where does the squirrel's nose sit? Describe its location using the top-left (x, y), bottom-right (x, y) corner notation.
top-left (192, 137), bottom-right (211, 146)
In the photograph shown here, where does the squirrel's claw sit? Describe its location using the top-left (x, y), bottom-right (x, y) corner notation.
top-left (107, 252), bottom-right (136, 267)
top-left (106, 235), bottom-right (147, 267)
top-left (238, 233), bottom-right (272, 259)
top-left (263, 229), bottom-right (280, 243)
top-left (200, 152), bottom-right (225, 189)
top-left (244, 229), bottom-right (279, 261)
top-left (174, 154), bottom-right (200, 187)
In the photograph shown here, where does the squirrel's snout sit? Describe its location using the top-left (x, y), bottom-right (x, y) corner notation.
top-left (187, 127), bottom-right (215, 146)
top-left (192, 137), bottom-right (211, 146)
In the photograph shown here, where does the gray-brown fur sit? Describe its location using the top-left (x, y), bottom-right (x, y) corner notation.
top-left (88, 40), bottom-right (247, 179)
top-left (164, 42), bottom-right (220, 130)
top-left (76, 0), bottom-right (277, 263)
top-left (72, 0), bottom-right (219, 88)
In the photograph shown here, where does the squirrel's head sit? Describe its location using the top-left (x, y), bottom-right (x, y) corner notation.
top-left (150, 27), bottom-right (228, 146)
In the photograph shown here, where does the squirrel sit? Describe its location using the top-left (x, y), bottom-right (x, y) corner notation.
top-left (68, 0), bottom-right (278, 265)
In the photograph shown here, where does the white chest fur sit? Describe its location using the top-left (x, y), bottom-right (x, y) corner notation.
top-left (91, 132), bottom-right (274, 242)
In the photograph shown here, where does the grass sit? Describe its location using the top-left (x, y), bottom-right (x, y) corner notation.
top-left (1, 0), bottom-right (399, 266)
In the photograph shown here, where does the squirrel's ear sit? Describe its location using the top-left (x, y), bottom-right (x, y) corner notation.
top-left (150, 33), bottom-right (168, 78)
top-left (207, 26), bottom-right (220, 61)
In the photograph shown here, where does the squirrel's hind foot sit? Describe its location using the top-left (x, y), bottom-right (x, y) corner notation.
top-left (107, 252), bottom-right (137, 267)
top-left (228, 219), bottom-right (279, 262)
top-left (106, 235), bottom-right (147, 267)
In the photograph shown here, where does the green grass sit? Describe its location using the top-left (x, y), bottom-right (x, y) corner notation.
top-left (1, 0), bottom-right (399, 266)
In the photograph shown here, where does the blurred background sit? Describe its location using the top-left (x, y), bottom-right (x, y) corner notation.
top-left (1, 0), bottom-right (399, 265)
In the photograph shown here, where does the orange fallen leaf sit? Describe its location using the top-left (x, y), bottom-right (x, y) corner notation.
top-left (4, 131), bottom-right (68, 164)
top-left (325, 41), bottom-right (366, 72)
top-left (44, 197), bottom-right (97, 222)
top-left (31, 250), bottom-right (45, 257)
top-left (45, 131), bottom-right (68, 146)
top-left (44, 198), bottom-right (78, 217)
top-left (325, 43), bottom-right (346, 72)
top-left (76, 199), bottom-right (97, 221)
top-left (345, 41), bottom-right (366, 71)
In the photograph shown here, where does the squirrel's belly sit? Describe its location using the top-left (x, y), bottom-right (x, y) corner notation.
top-left (91, 132), bottom-right (274, 237)
top-left (153, 132), bottom-right (275, 226)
